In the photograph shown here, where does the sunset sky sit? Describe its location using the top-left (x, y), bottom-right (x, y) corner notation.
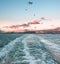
top-left (0, 0), bottom-right (60, 28)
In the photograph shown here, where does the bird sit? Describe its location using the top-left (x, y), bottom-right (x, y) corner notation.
top-left (28, 1), bottom-right (33, 5)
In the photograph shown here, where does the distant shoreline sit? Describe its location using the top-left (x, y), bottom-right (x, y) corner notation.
top-left (0, 31), bottom-right (60, 34)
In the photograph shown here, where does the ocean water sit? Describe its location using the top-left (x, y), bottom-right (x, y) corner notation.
top-left (0, 34), bottom-right (60, 64)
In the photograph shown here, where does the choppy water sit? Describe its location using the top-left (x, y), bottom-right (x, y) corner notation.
top-left (0, 34), bottom-right (60, 64)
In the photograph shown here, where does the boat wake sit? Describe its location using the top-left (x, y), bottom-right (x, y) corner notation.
top-left (0, 34), bottom-right (59, 64)
top-left (39, 36), bottom-right (60, 63)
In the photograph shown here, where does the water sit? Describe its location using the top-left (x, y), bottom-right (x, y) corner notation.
top-left (0, 34), bottom-right (60, 64)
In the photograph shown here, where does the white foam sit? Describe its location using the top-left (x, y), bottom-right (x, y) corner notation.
top-left (38, 36), bottom-right (60, 63)
top-left (22, 35), bottom-right (36, 64)
top-left (40, 37), bottom-right (60, 52)
top-left (0, 34), bottom-right (59, 64)
top-left (21, 34), bottom-right (58, 64)
top-left (0, 34), bottom-right (26, 58)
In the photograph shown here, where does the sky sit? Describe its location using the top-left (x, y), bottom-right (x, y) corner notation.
top-left (0, 0), bottom-right (60, 28)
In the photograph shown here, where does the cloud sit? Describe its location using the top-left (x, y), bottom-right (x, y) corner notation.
top-left (1, 18), bottom-right (60, 32)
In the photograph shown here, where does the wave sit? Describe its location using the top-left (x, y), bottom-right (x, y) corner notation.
top-left (0, 34), bottom-right (59, 64)
top-left (38, 36), bottom-right (60, 63)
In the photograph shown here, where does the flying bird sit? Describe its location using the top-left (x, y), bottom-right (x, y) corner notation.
top-left (25, 1), bottom-right (33, 11)
top-left (28, 1), bottom-right (33, 5)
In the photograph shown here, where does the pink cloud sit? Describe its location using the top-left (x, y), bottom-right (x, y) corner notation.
top-left (1, 18), bottom-right (60, 32)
